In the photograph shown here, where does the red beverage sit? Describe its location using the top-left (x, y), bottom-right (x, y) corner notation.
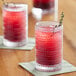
top-left (35, 21), bottom-right (63, 72)
top-left (33, 0), bottom-right (54, 10)
top-left (3, 4), bottom-right (28, 47)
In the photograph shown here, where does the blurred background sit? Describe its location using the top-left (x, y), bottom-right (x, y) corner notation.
top-left (0, 0), bottom-right (76, 76)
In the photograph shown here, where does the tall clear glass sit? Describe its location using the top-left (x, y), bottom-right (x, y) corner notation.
top-left (35, 21), bottom-right (63, 72)
top-left (2, 3), bottom-right (28, 47)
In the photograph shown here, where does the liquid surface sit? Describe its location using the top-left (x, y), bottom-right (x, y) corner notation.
top-left (33, 0), bottom-right (54, 9)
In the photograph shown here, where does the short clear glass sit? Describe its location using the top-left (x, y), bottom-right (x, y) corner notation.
top-left (2, 3), bottom-right (28, 47)
top-left (35, 21), bottom-right (63, 72)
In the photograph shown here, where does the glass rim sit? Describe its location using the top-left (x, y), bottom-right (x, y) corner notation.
top-left (35, 21), bottom-right (63, 32)
top-left (3, 3), bottom-right (28, 12)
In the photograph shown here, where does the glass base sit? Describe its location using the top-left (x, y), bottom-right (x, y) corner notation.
top-left (42, 8), bottom-right (54, 14)
top-left (32, 8), bottom-right (43, 20)
top-left (36, 62), bottom-right (62, 72)
top-left (32, 7), bottom-right (54, 14)
top-left (32, 7), bottom-right (54, 20)
top-left (3, 39), bottom-right (28, 47)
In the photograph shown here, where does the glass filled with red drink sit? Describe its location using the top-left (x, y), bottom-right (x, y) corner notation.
top-left (35, 21), bottom-right (63, 72)
top-left (2, 3), bottom-right (28, 47)
top-left (33, 0), bottom-right (56, 14)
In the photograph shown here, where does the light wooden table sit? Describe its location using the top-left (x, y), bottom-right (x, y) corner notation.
top-left (0, 0), bottom-right (76, 76)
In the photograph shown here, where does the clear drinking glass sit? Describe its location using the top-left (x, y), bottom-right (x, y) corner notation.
top-left (33, 0), bottom-right (54, 13)
top-left (2, 3), bottom-right (28, 47)
top-left (35, 21), bottom-right (63, 72)
top-left (32, 0), bottom-right (58, 14)
top-left (32, 0), bottom-right (58, 21)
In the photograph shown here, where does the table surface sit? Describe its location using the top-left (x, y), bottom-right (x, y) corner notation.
top-left (0, 0), bottom-right (76, 76)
